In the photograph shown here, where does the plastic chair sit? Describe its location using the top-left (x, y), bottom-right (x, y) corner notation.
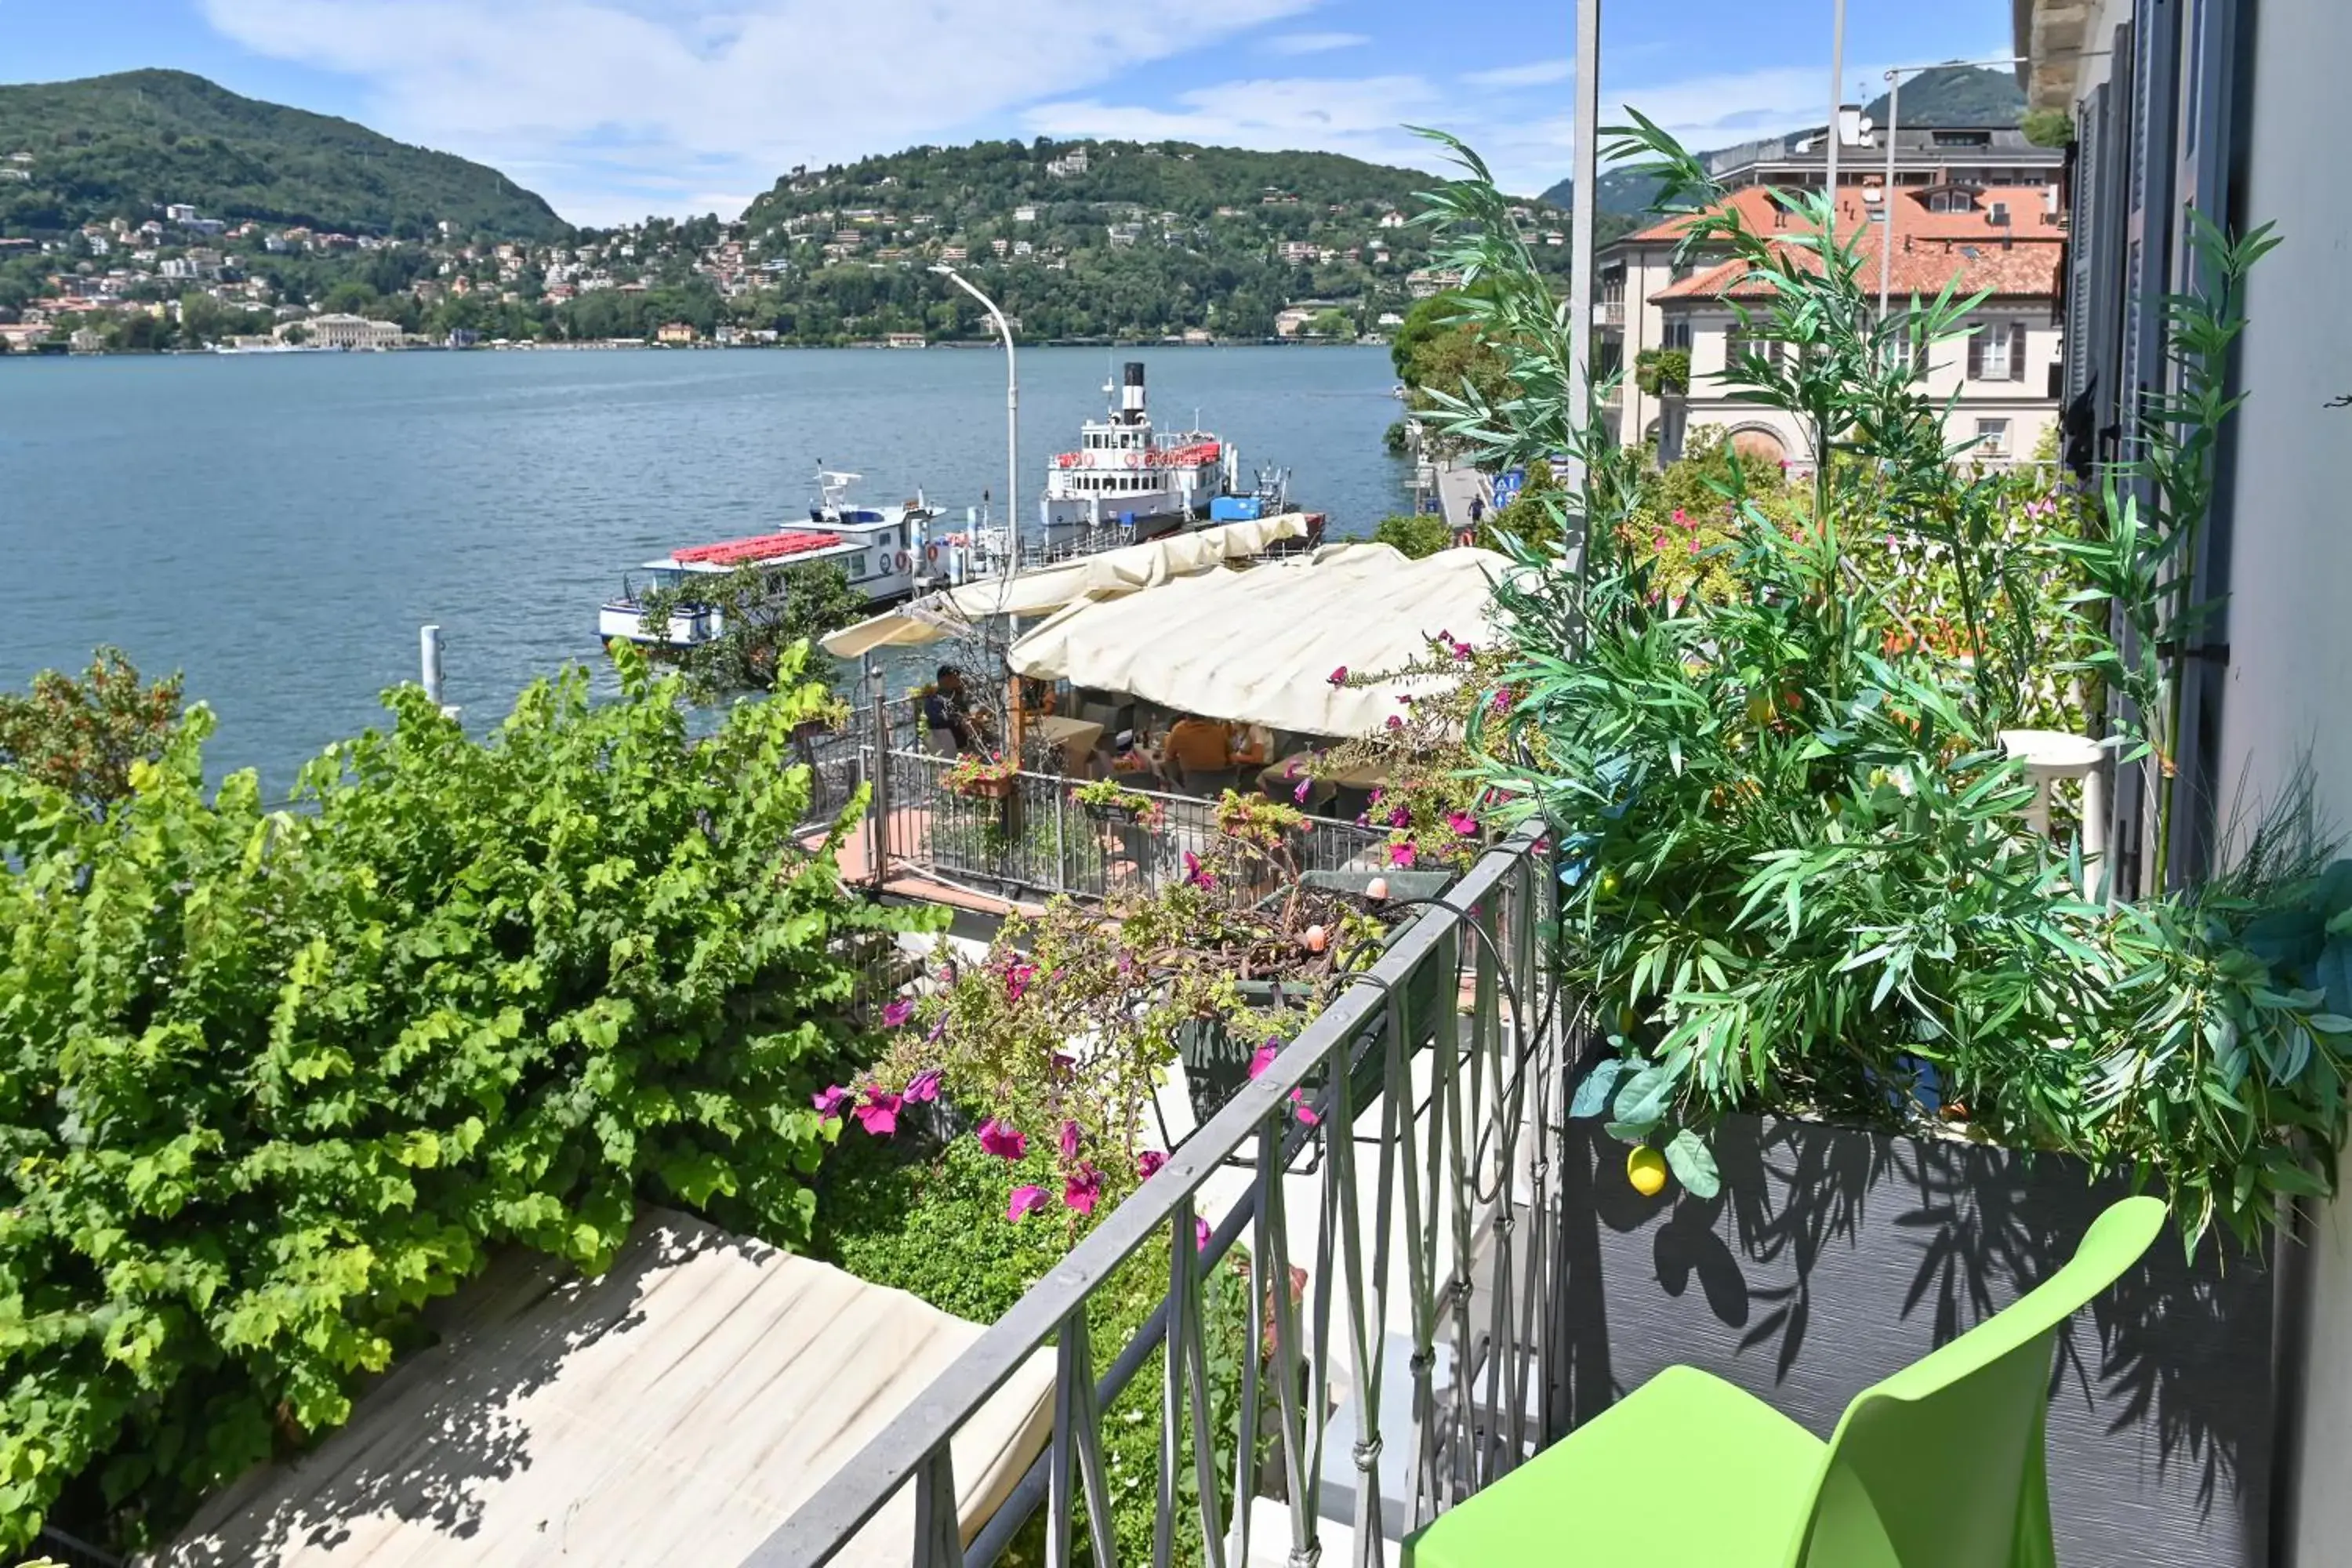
top-left (1403, 1196), bottom-right (2165, 1568)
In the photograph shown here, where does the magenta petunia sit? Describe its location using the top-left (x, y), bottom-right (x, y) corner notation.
top-left (854, 1090), bottom-right (902, 1137)
top-left (1007, 1184), bottom-right (1051, 1222)
top-left (1062, 1163), bottom-right (1103, 1216)
top-left (1327, 666), bottom-right (1348, 687)
top-left (1447, 811), bottom-right (1479, 837)
top-left (1137, 1149), bottom-right (1168, 1181)
top-left (812, 1084), bottom-right (851, 1121)
top-left (1004, 960), bottom-right (1036, 1003)
top-left (1059, 1119), bottom-right (1083, 1160)
top-left (1195, 1216), bottom-right (1214, 1251)
top-left (977, 1118), bottom-right (1028, 1160)
top-left (1385, 715), bottom-right (1404, 731)
top-left (1490, 687), bottom-right (1515, 715)
top-left (1248, 1040), bottom-right (1279, 1080)
top-left (1294, 779), bottom-right (1312, 804)
top-left (1184, 851), bottom-right (1216, 889)
top-left (880, 998), bottom-right (915, 1029)
top-left (1290, 1087), bottom-right (1321, 1127)
top-left (1388, 841), bottom-right (1418, 869)
top-left (1386, 805), bottom-right (1411, 828)
top-left (902, 1068), bottom-right (942, 1104)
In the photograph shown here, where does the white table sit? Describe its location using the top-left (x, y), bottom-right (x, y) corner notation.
top-left (2000, 728), bottom-right (2107, 877)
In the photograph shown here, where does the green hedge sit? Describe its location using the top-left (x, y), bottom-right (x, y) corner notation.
top-left (0, 645), bottom-right (925, 1553)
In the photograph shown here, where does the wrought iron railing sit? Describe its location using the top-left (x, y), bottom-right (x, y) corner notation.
top-left (750, 826), bottom-right (1567, 1568)
top-left (871, 747), bottom-right (1388, 902)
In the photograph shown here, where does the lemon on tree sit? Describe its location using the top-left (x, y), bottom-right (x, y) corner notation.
top-left (1626, 1145), bottom-right (1671, 1196)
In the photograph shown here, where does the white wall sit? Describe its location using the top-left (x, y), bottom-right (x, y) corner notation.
top-left (2212, 6), bottom-right (2352, 1562)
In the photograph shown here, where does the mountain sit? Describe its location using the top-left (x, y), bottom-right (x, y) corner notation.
top-left (727, 138), bottom-right (1576, 343)
top-left (1541, 67), bottom-right (2028, 216)
top-left (0, 70), bottom-right (568, 240)
top-left (1861, 65), bottom-right (2028, 129)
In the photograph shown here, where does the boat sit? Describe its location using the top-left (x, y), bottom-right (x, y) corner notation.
top-left (600, 470), bottom-right (938, 647)
top-left (913, 361), bottom-right (1295, 589)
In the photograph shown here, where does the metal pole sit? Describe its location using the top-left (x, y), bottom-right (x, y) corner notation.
top-left (932, 265), bottom-right (1018, 593)
top-left (1824, 0), bottom-right (1847, 219)
top-left (1564, 0), bottom-right (1602, 511)
top-left (1879, 70), bottom-right (1900, 321)
top-left (419, 624), bottom-right (444, 706)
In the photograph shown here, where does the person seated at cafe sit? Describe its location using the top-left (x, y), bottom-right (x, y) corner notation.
top-left (921, 666), bottom-right (980, 757)
top-left (1162, 713), bottom-right (1238, 777)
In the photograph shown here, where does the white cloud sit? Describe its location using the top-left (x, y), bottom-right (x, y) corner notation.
top-left (1265, 31), bottom-right (1370, 55)
top-left (199, 0), bottom-right (1319, 223)
top-left (1463, 59), bottom-right (1573, 89)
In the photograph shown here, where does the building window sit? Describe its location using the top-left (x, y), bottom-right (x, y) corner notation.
top-left (1662, 318), bottom-right (1692, 353)
top-left (1967, 323), bottom-right (2027, 382)
top-left (1974, 417), bottom-right (2011, 456)
top-left (1928, 189), bottom-right (1976, 214)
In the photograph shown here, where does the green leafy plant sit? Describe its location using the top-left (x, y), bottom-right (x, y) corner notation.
top-left (1634, 346), bottom-right (1689, 396)
top-left (0, 648), bottom-right (183, 815)
top-left (0, 641), bottom-right (930, 1553)
top-left (1371, 511), bottom-right (1453, 559)
top-left (626, 559), bottom-right (867, 702)
top-left (1413, 117), bottom-right (2345, 1247)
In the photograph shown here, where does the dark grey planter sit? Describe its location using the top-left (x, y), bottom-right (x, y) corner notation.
top-left (1557, 1108), bottom-right (2283, 1568)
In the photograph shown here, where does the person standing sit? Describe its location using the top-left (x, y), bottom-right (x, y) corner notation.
top-left (922, 666), bottom-right (978, 757)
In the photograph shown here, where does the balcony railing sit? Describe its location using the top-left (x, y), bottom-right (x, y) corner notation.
top-left (869, 747), bottom-right (1390, 903)
top-left (752, 826), bottom-right (1567, 1568)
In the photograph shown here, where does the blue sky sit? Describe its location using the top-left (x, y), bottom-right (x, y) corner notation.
top-left (5, 1), bottom-right (2013, 226)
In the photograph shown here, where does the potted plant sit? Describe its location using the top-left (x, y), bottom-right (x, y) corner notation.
top-left (1413, 119), bottom-right (2318, 1568)
top-left (942, 750), bottom-right (1019, 800)
top-left (1071, 775), bottom-right (1163, 826)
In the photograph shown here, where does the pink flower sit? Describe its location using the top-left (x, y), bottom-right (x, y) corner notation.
top-left (854, 1090), bottom-right (902, 1137)
top-left (1388, 841), bottom-right (1419, 869)
top-left (1051, 1051), bottom-right (1076, 1079)
top-left (1063, 1163), bottom-right (1103, 1216)
top-left (978, 1118), bottom-right (1028, 1160)
top-left (1195, 1216), bottom-right (1213, 1251)
top-left (1137, 1149), bottom-right (1168, 1181)
top-left (1059, 1119), bottom-right (1083, 1160)
top-left (1385, 715), bottom-right (1404, 731)
top-left (1490, 688), bottom-right (1514, 715)
top-left (1004, 960), bottom-right (1036, 1003)
top-left (1291, 1089), bottom-right (1320, 1127)
top-left (903, 1069), bottom-right (942, 1104)
top-left (1184, 851), bottom-right (1216, 889)
top-left (1007, 1184), bottom-right (1051, 1221)
top-left (1283, 758), bottom-right (1301, 779)
top-left (1446, 811), bottom-right (1479, 837)
top-left (812, 1084), bottom-right (851, 1121)
top-left (1355, 812), bottom-right (1370, 827)
top-left (1327, 666), bottom-right (1348, 687)
top-left (1294, 779), bottom-right (1312, 804)
top-left (1653, 534), bottom-right (1670, 552)
top-left (1248, 1040), bottom-right (1280, 1080)
top-left (880, 998), bottom-right (915, 1029)
top-left (1671, 507), bottom-right (1689, 525)
top-left (1386, 805), bottom-right (1410, 828)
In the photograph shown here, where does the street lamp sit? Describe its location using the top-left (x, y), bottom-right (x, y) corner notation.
top-left (1875, 55), bottom-right (2031, 319)
top-left (930, 263), bottom-right (1019, 588)
top-left (1564, 0), bottom-right (1602, 510)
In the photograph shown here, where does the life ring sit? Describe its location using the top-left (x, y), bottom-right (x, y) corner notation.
top-left (926, 543), bottom-right (940, 562)
top-left (897, 551), bottom-right (910, 571)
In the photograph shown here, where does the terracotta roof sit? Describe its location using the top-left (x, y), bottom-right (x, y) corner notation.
top-left (1622, 183), bottom-right (2063, 246)
top-left (1650, 225), bottom-right (2062, 303)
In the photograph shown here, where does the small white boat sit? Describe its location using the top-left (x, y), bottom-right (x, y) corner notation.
top-left (600, 471), bottom-right (938, 647)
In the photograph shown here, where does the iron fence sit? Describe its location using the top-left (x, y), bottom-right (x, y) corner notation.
top-left (872, 747), bottom-right (1388, 903)
top-left (751, 826), bottom-right (1569, 1568)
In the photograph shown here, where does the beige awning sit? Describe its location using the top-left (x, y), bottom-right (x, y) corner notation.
top-left (820, 512), bottom-right (1312, 659)
top-left (156, 1210), bottom-right (1054, 1568)
top-left (1007, 543), bottom-right (1517, 739)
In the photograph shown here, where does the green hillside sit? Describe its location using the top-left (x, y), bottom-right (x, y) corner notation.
top-left (1542, 67), bottom-right (2027, 216)
top-left (730, 138), bottom-right (1577, 343)
top-left (0, 69), bottom-right (568, 240)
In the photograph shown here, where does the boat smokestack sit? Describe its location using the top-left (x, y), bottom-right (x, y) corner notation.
top-left (1121, 361), bottom-right (1146, 419)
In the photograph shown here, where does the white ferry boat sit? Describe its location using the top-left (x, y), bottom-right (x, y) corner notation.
top-left (1039, 361), bottom-right (1240, 545)
top-left (600, 471), bottom-right (938, 647)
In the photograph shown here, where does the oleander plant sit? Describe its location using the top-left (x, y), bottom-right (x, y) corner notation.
top-left (1414, 117), bottom-right (2340, 1246)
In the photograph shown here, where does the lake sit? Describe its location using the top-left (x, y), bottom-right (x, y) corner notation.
top-left (0, 344), bottom-right (1409, 789)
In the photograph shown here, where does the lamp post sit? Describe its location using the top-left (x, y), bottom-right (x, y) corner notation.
top-left (1875, 55), bottom-right (2031, 320)
top-left (1824, 0), bottom-right (1849, 215)
top-left (931, 264), bottom-right (1019, 590)
top-left (1564, 0), bottom-right (1602, 514)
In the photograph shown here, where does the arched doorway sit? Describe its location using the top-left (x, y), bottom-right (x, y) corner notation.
top-left (1727, 425), bottom-right (1788, 467)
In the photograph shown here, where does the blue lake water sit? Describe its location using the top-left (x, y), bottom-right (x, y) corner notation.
top-left (0, 345), bottom-right (1407, 790)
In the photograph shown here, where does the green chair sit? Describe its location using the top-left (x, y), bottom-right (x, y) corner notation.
top-left (1404, 1195), bottom-right (2165, 1568)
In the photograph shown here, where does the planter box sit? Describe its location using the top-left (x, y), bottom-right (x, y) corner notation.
top-left (1557, 1109), bottom-right (2282, 1568)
